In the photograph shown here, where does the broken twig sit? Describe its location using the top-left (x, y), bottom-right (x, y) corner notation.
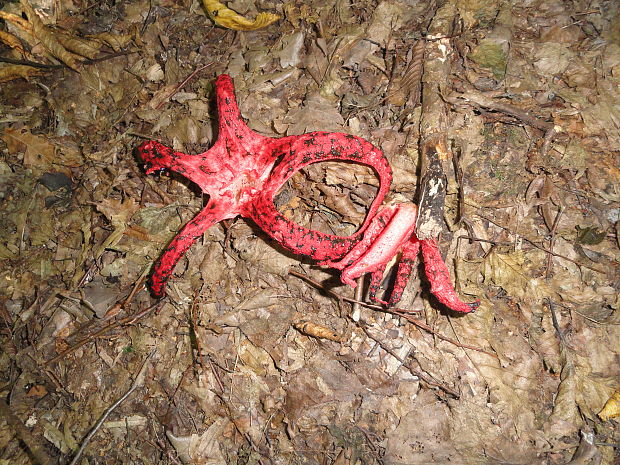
top-left (68, 350), bottom-right (154, 465)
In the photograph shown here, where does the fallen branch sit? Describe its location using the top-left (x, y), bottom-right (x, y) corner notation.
top-left (416, 3), bottom-right (457, 240)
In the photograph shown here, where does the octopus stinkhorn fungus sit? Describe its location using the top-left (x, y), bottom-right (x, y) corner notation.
top-left (136, 74), bottom-right (479, 313)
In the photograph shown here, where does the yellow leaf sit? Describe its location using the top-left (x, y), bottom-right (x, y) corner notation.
top-left (294, 320), bottom-right (343, 342)
top-left (598, 389), bottom-right (620, 421)
top-left (202, 0), bottom-right (279, 31)
top-left (0, 10), bottom-right (32, 32)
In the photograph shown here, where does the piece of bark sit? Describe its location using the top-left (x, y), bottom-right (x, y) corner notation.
top-left (415, 2), bottom-right (457, 240)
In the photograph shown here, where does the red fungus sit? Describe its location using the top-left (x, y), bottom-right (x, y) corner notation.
top-left (137, 74), bottom-right (478, 313)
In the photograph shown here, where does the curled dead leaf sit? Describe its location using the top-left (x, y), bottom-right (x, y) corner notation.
top-left (201, 0), bottom-right (279, 31)
top-left (20, 0), bottom-right (82, 71)
top-left (88, 32), bottom-right (133, 52)
top-left (0, 64), bottom-right (44, 82)
top-left (598, 389), bottom-right (620, 421)
top-left (0, 10), bottom-right (32, 31)
top-left (0, 30), bottom-right (35, 60)
top-left (294, 320), bottom-right (343, 342)
top-left (56, 32), bottom-right (101, 60)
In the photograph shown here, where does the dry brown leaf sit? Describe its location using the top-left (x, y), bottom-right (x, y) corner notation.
top-left (546, 345), bottom-right (580, 437)
top-left (318, 184), bottom-right (366, 226)
top-left (96, 197), bottom-right (140, 228)
top-left (386, 40), bottom-right (425, 106)
top-left (124, 225), bottom-right (151, 242)
top-left (201, 0), bottom-right (279, 31)
top-left (482, 250), bottom-right (553, 301)
top-left (1, 126), bottom-right (55, 167)
top-left (166, 418), bottom-right (228, 464)
top-left (0, 64), bottom-right (44, 82)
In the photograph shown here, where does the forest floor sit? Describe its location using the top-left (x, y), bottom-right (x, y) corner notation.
top-left (0, 0), bottom-right (619, 463)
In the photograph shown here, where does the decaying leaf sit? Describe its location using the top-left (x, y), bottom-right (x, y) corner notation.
top-left (201, 0), bottom-right (279, 31)
top-left (96, 197), bottom-right (140, 228)
top-left (0, 64), bottom-right (44, 82)
top-left (386, 40), bottom-right (425, 106)
top-left (1, 126), bottom-right (55, 168)
top-left (294, 320), bottom-right (343, 342)
top-left (575, 226), bottom-right (606, 245)
top-left (166, 418), bottom-right (228, 464)
top-left (525, 174), bottom-right (563, 231)
top-left (482, 250), bottom-right (554, 301)
top-left (470, 38), bottom-right (509, 81)
top-left (546, 343), bottom-right (581, 438)
top-left (56, 32), bottom-right (101, 60)
top-left (598, 389), bottom-right (620, 421)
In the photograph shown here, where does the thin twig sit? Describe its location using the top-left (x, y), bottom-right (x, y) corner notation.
top-left (446, 87), bottom-right (555, 132)
top-left (0, 50), bottom-right (134, 69)
top-left (141, 0), bottom-right (153, 35)
top-left (389, 309), bottom-right (497, 357)
top-left (0, 56), bottom-right (58, 68)
top-left (457, 235), bottom-right (519, 247)
top-left (289, 269), bottom-right (493, 356)
top-left (288, 270), bottom-right (386, 311)
top-left (155, 62), bottom-right (213, 110)
top-left (83, 50), bottom-right (135, 65)
top-left (358, 323), bottom-right (460, 397)
top-left (545, 206), bottom-right (565, 279)
top-left (68, 350), bottom-right (154, 465)
top-left (44, 300), bottom-right (164, 366)
top-left (546, 298), bottom-right (566, 344)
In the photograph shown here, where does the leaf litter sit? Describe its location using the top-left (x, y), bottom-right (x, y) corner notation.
top-left (0, 0), bottom-right (618, 464)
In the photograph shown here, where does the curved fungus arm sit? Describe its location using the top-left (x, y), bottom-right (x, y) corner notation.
top-left (150, 203), bottom-right (235, 297)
